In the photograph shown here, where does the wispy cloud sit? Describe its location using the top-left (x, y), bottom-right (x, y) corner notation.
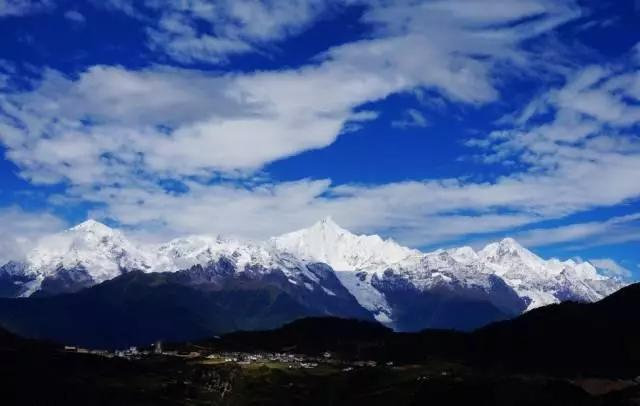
top-left (0, 0), bottom-right (53, 17)
top-left (0, 0), bottom-right (581, 183)
top-left (391, 109), bottom-right (429, 129)
top-left (0, 206), bottom-right (67, 263)
top-left (590, 258), bottom-right (632, 278)
top-left (64, 10), bottom-right (85, 23)
top-left (99, 0), bottom-right (338, 64)
top-left (515, 213), bottom-right (640, 248)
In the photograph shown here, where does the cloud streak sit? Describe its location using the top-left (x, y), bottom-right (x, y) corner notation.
top-left (515, 213), bottom-right (640, 248)
top-left (1, 0), bottom-right (580, 182)
top-left (0, 0), bottom-right (52, 17)
top-left (0, 206), bottom-right (67, 263)
top-left (590, 258), bottom-right (632, 278)
top-left (101, 0), bottom-right (338, 64)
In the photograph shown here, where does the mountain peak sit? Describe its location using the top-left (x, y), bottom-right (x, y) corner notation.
top-left (498, 237), bottom-right (523, 249)
top-left (446, 246), bottom-right (479, 264)
top-left (273, 219), bottom-right (414, 271)
top-left (310, 216), bottom-right (348, 235)
top-left (480, 237), bottom-right (529, 257)
top-left (70, 219), bottom-right (115, 235)
top-left (319, 215), bottom-right (336, 225)
top-left (18, 218), bottom-right (151, 294)
top-left (480, 237), bottom-right (543, 267)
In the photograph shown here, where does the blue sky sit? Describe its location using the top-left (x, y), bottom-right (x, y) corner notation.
top-left (0, 0), bottom-right (639, 277)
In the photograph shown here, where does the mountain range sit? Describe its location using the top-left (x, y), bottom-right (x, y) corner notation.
top-left (0, 218), bottom-right (627, 347)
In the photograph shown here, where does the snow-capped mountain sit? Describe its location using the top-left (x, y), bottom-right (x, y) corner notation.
top-left (0, 220), bottom-right (153, 296)
top-left (272, 217), bottom-right (424, 325)
top-left (275, 220), bottom-right (526, 328)
top-left (468, 238), bottom-right (621, 310)
top-left (272, 217), bottom-right (416, 271)
top-left (151, 233), bottom-right (362, 306)
top-left (154, 234), bottom-right (289, 275)
top-left (274, 219), bottom-right (626, 328)
top-left (0, 219), bottom-right (372, 325)
top-left (0, 218), bottom-right (628, 332)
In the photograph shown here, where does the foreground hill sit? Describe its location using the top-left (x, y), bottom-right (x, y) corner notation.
top-left (0, 323), bottom-right (637, 406)
top-left (471, 282), bottom-right (640, 376)
top-left (3, 283), bottom-right (640, 404)
top-left (190, 282), bottom-right (640, 378)
top-left (0, 270), bottom-right (372, 349)
top-left (0, 323), bottom-right (243, 405)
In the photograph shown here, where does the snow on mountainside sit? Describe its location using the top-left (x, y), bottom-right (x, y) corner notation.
top-left (275, 220), bottom-right (626, 316)
top-left (0, 218), bottom-right (628, 325)
top-left (13, 220), bottom-right (153, 296)
top-left (272, 217), bottom-right (416, 271)
top-left (154, 235), bottom-right (282, 274)
top-left (151, 234), bottom-right (343, 294)
top-left (468, 238), bottom-right (623, 310)
top-left (275, 221), bottom-right (526, 325)
top-left (272, 217), bottom-right (419, 323)
top-left (0, 220), bottom-right (374, 325)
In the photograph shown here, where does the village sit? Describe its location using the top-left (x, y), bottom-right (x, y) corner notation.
top-left (62, 342), bottom-right (387, 371)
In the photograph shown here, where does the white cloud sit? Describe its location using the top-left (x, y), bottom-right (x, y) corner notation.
top-left (391, 109), bottom-right (429, 129)
top-left (71, 178), bottom-right (540, 245)
top-left (101, 0), bottom-right (338, 64)
top-left (0, 0), bottom-right (581, 185)
top-left (0, 206), bottom-right (67, 263)
top-left (63, 161), bottom-right (640, 247)
top-left (5, 60), bottom-right (640, 248)
top-left (0, 0), bottom-right (52, 17)
top-left (6, 0), bottom-right (636, 249)
top-left (633, 42), bottom-right (640, 65)
top-left (515, 213), bottom-right (640, 248)
top-left (64, 10), bottom-right (85, 23)
top-left (590, 258), bottom-right (632, 278)
top-left (94, 0), bottom-right (582, 69)
top-left (488, 63), bottom-right (640, 151)
top-left (467, 55), bottom-right (640, 213)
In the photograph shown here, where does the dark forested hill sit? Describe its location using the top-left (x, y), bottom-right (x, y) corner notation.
top-left (0, 271), bottom-right (369, 349)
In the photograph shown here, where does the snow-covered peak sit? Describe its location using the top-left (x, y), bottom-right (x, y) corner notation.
top-left (25, 219), bottom-right (151, 283)
top-left (272, 218), bottom-right (416, 271)
top-left (313, 216), bottom-right (347, 233)
top-left (479, 238), bottom-right (549, 276)
top-left (445, 246), bottom-right (479, 265)
top-left (0, 260), bottom-right (26, 276)
top-left (70, 219), bottom-right (116, 235)
top-left (153, 234), bottom-right (286, 273)
top-left (472, 237), bottom-right (625, 310)
top-left (480, 238), bottom-right (538, 260)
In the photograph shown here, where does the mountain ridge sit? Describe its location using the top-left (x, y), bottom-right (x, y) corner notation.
top-left (0, 218), bottom-right (627, 334)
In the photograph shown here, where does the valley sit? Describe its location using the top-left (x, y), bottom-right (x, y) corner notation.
top-left (3, 310), bottom-right (640, 406)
